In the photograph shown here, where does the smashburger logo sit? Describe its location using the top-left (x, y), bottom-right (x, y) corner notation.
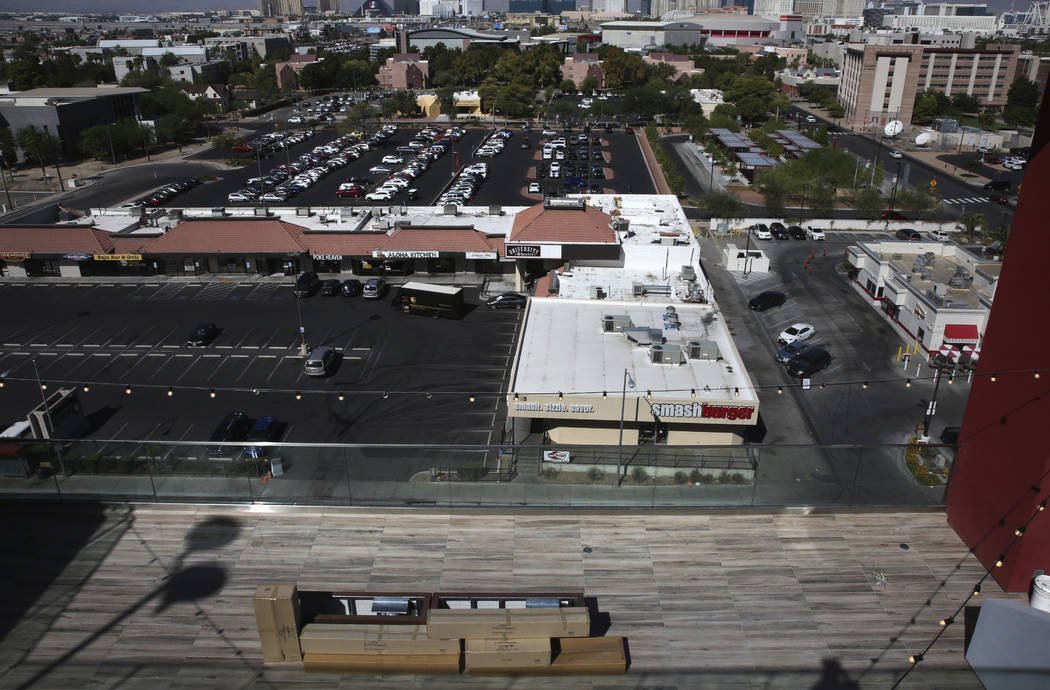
top-left (650, 402), bottom-right (755, 421)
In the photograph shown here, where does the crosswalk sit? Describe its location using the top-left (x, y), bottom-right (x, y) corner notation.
top-left (942, 196), bottom-right (990, 205)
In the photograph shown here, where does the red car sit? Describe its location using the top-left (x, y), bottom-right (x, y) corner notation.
top-left (336, 187), bottom-right (365, 198)
top-left (232, 144), bottom-right (253, 152)
top-left (881, 210), bottom-right (908, 220)
top-left (991, 195), bottom-right (1010, 205)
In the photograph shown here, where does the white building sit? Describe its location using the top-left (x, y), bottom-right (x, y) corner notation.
top-left (753, 0), bottom-right (794, 17)
top-left (883, 14), bottom-right (998, 34)
top-left (847, 239), bottom-right (999, 354)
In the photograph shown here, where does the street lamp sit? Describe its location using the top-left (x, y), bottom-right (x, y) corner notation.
top-left (295, 293), bottom-right (309, 357)
top-left (32, 359), bottom-right (66, 477)
top-left (887, 160), bottom-right (903, 214)
top-left (616, 368), bottom-right (636, 487)
top-left (743, 224), bottom-right (753, 277)
top-left (922, 360), bottom-right (953, 439)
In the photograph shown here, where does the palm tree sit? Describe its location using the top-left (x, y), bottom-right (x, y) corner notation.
top-left (956, 211), bottom-right (987, 240)
top-left (15, 125), bottom-right (59, 187)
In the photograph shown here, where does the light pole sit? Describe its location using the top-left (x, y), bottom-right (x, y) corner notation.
top-left (32, 359), bottom-right (66, 477)
top-left (616, 368), bottom-right (635, 487)
top-left (888, 160), bottom-right (903, 214)
top-left (0, 154), bottom-right (13, 211)
top-left (743, 224), bottom-right (753, 277)
top-left (296, 293), bottom-right (309, 357)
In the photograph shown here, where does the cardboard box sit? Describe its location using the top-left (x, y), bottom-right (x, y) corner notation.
top-left (467, 637), bottom-right (627, 676)
top-left (552, 636), bottom-right (626, 674)
top-left (253, 584), bottom-right (284, 662)
top-left (465, 638), bottom-right (551, 669)
top-left (427, 608), bottom-right (590, 639)
top-left (300, 624), bottom-right (460, 655)
top-left (303, 652), bottom-right (462, 675)
top-left (273, 584), bottom-right (303, 662)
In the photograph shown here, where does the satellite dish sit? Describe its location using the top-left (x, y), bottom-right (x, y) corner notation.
top-left (884, 120), bottom-right (904, 137)
top-left (915, 132), bottom-right (932, 146)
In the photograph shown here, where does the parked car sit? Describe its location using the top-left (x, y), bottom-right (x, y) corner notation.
top-left (775, 340), bottom-right (812, 365)
top-left (804, 115), bottom-right (816, 123)
top-left (245, 416), bottom-right (283, 458)
top-left (186, 322), bottom-right (219, 347)
top-left (805, 226), bottom-right (826, 241)
top-left (983, 179), bottom-right (1011, 192)
top-left (787, 347), bottom-right (831, 378)
top-left (319, 279), bottom-right (341, 296)
top-left (528, 182), bottom-right (541, 194)
top-left (293, 272), bottom-right (320, 297)
top-left (207, 412), bottom-right (250, 457)
top-left (304, 346), bottom-right (338, 377)
top-left (486, 292), bottom-right (527, 310)
top-left (895, 228), bottom-right (921, 241)
top-left (340, 279), bottom-right (363, 296)
top-left (887, 150), bottom-right (903, 159)
top-left (362, 277), bottom-right (387, 299)
top-left (752, 224), bottom-right (772, 240)
top-left (748, 291), bottom-right (786, 312)
top-left (929, 229), bottom-right (950, 242)
top-left (770, 222), bottom-right (789, 240)
top-left (882, 210), bottom-right (908, 221)
top-left (778, 322), bottom-right (816, 345)
top-left (787, 225), bottom-right (806, 240)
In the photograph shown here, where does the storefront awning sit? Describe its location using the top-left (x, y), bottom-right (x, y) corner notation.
top-left (943, 324), bottom-right (980, 344)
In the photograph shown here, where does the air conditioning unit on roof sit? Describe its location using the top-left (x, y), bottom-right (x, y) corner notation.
top-left (687, 340), bottom-right (720, 360)
top-left (602, 314), bottom-right (633, 332)
top-left (650, 343), bottom-right (684, 365)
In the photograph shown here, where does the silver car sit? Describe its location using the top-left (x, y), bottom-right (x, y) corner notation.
top-left (304, 347), bottom-right (338, 377)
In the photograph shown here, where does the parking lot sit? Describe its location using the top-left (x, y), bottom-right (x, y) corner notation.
top-left (701, 229), bottom-right (972, 448)
top-left (0, 282), bottom-right (523, 467)
top-left (130, 122), bottom-right (655, 210)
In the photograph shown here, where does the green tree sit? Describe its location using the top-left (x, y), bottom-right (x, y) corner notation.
top-left (807, 181), bottom-right (836, 218)
top-left (559, 79), bottom-right (576, 93)
top-left (956, 211), bottom-right (987, 238)
top-left (698, 190), bottom-right (746, 221)
top-left (894, 187), bottom-right (941, 219)
top-left (438, 87), bottom-right (456, 121)
top-left (15, 125), bottom-right (60, 182)
top-left (852, 187), bottom-right (885, 220)
top-left (0, 127), bottom-right (16, 172)
top-left (708, 103), bottom-right (739, 132)
top-left (827, 102), bottom-right (845, 119)
top-left (550, 98), bottom-right (576, 122)
top-left (580, 75), bottom-right (600, 92)
top-left (1003, 76), bottom-right (1039, 127)
top-left (912, 94), bottom-right (940, 125)
top-left (343, 102), bottom-right (378, 132)
top-left (951, 92), bottom-right (980, 113)
top-left (755, 167), bottom-right (789, 217)
top-left (723, 75), bottom-right (788, 125)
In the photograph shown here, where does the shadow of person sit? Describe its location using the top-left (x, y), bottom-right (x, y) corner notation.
top-left (812, 658), bottom-right (859, 690)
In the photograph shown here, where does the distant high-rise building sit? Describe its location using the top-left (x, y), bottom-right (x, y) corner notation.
top-left (317, 0), bottom-right (340, 11)
top-left (752, 0), bottom-right (792, 16)
top-left (260, 0), bottom-right (305, 16)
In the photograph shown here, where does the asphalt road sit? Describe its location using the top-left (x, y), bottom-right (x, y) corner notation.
top-left (0, 282), bottom-right (522, 466)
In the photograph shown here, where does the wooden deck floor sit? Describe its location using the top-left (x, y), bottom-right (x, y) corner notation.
top-left (0, 504), bottom-right (1022, 689)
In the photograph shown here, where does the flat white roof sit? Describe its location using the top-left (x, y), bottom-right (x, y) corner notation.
top-left (512, 298), bottom-right (756, 405)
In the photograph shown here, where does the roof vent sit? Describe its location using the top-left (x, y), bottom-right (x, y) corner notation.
top-left (443, 204), bottom-right (459, 216)
top-left (543, 198), bottom-right (585, 211)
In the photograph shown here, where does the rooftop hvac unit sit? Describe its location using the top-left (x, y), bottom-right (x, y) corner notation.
top-left (681, 265), bottom-right (697, 281)
top-left (589, 286), bottom-right (606, 300)
top-left (650, 343), bottom-right (685, 365)
top-left (624, 327), bottom-right (663, 345)
top-left (210, 207), bottom-right (225, 217)
top-left (295, 207), bottom-right (312, 216)
top-left (488, 205), bottom-right (503, 216)
top-left (443, 204), bottom-right (459, 216)
top-left (602, 314), bottom-right (633, 332)
top-left (633, 283), bottom-right (673, 297)
top-left (253, 207), bottom-right (270, 217)
top-left (687, 339), bottom-right (721, 360)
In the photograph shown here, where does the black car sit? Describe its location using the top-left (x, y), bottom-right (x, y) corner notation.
top-left (770, 223), bottom-right (790, 240)
top-left (748, 291), bottom-right (786, 312)
top-left (319, 279), bottom-right (341, 296)
top-left (207, 412), bottom-right (250, 457)
top-left (775, 340), bottom-right (812, 365)
top-left (787, 225), bottom-right (806, 240)
top-left (895, 228), bottom-right (921, 241)
top-left (293, 272), bottom-right (320, 297)
top-left (486, 292), bottom-right (527, 310)
top-left (786, 347), bottom-right (831, 378)
top-left (245, 416), bottom-right (284, 458)
top-left (341, 279), bottom-right (363, 296)
top-left (186, 322), bottom-right (219, 347)
top-left (983, 180), bottom-right (1010, 192)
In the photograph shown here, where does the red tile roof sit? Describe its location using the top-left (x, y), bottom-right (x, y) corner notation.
top-left (110, 236), bottom-right (152, 254)
top-left (376, 228), bottom-right (496, 253)
top-left (142, 219), bottom-right (308, 255)
top-left (0, 226), bottom-right (115, 254)
top-left (304, 232), bottom-right (387, 257)
top-left (508, 203), bottom-right (617, 245)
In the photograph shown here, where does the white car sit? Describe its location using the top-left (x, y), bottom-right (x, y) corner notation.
top-left (929, 229), bottom-right (950, 241)
top-left (752, 225), bottom-right (772, 240)
top-left (804, 115), bottom-right (816, 123)
top-left (369, 165), bottom-right (392, 175)
top-left (805, 226), bottom-right (826, 241)
top-left (381, 155), bottom-right (404, 164)
top-left (778, 323), bottom-right (816, 345)
top-left (888, 150), bottom-right (903, 159)
top-left (288, 116), bottom-right (303, 125)
top-left (365, 190), bottom-right (394, 201)
top-left (528, 182), bottom-right (541, 193)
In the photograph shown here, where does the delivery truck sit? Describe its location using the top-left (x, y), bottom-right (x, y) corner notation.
top-left (394, 282), bottom-right (466, 319)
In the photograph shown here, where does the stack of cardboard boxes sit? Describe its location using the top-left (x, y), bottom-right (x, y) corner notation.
top-left (253, 586), bottom-right (627, 676)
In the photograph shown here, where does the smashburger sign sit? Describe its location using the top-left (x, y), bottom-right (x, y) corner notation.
top-left (650, 402), bottom-right (755, 421)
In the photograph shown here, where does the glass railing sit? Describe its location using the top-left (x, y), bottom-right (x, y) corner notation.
top-left (0, 439), bottom-right (951, 508)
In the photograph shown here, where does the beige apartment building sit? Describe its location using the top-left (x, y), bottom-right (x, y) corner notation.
top-left (837, 43), bottom-right (1020, 129)
top-left (561, 54), bottom-right (604, 88)
top-left (377, 53), bottom-right (429, 91)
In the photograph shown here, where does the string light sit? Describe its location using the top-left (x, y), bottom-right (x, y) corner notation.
top-left (939, 616), bottom-right (954, 627)
top-left (990, 373), bottom-right (997, 382)
top-left (995, 554), bottom-right (1005, 567)
top-left (973, 583), bottom-right (981, 596)
top-left (338, 392), bottom-right (344, 401)
top-left (602, 391), bottom-right (607, 399)
top-left (1014, 526), bottom-right (1025, 537)
top-left (209, 388), bottom-right (216, 398)
top-left (513, 393), bottom-right (519, 402)
top-left (690, 389), bottom-right (696, 398)
top-left (1039, 500), bottom-right (1047, 512)
top-left (426, 392), bottom-right (432, 398)
top-left (646, 390), bottom-right (652, 400)
top-left (862, 381), bottom-right (868, 389)
top-left (383, 391), bottom-right (389, 399)
top-left (469, 395), bottom-right (476, 403)
top-left (167, 387), bottom-right (174, 397)
top-left (947, 374), bottom-right (954, 385)
top-left (124, 386), bottom-right (131, 395)
top-left (0, 378), bottom-right (4, 388)
top-left (82, 385), bottom-right (90, 393)
top-left (906, 378), bottom-right (912, 387)
top-left (252, 388), bottom-right (260, 396)
top-left (1036, 370), bottom-right (1041, 379)
top-left (40, 382), bottom-right (47, 390)
top-left (777, 386), bottom-right (783, 395)
top-left (558, 392), bottom-right (563, 400)
top-left (909, 654), bottom-right (923, 664)
top-left (819, 383), bottom-right (825, 389)
top-left (295, 391), bottom-right (302, 400)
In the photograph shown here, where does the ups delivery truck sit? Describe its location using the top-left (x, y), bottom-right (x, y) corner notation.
top-left (394, 282), bottom-right (466, 319)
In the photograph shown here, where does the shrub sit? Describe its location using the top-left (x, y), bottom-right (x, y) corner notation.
top-left (539, 467), bottom-right (560, 480)
top-left (587, 467), bottom-right (605, 481)
top-left (727, 472), bottom-right (747, 484)
top-left (456, 462), bottom-right (485, 481)
top-left (689, 469), bottom-right (703, 483)
top-left (674, 471), bottom-right (689, 484)
top-left (630, 467), bottom-right (649, 483)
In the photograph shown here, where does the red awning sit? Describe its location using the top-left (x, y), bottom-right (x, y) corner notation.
top-left (943, 324), bottom-right (979, 344)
